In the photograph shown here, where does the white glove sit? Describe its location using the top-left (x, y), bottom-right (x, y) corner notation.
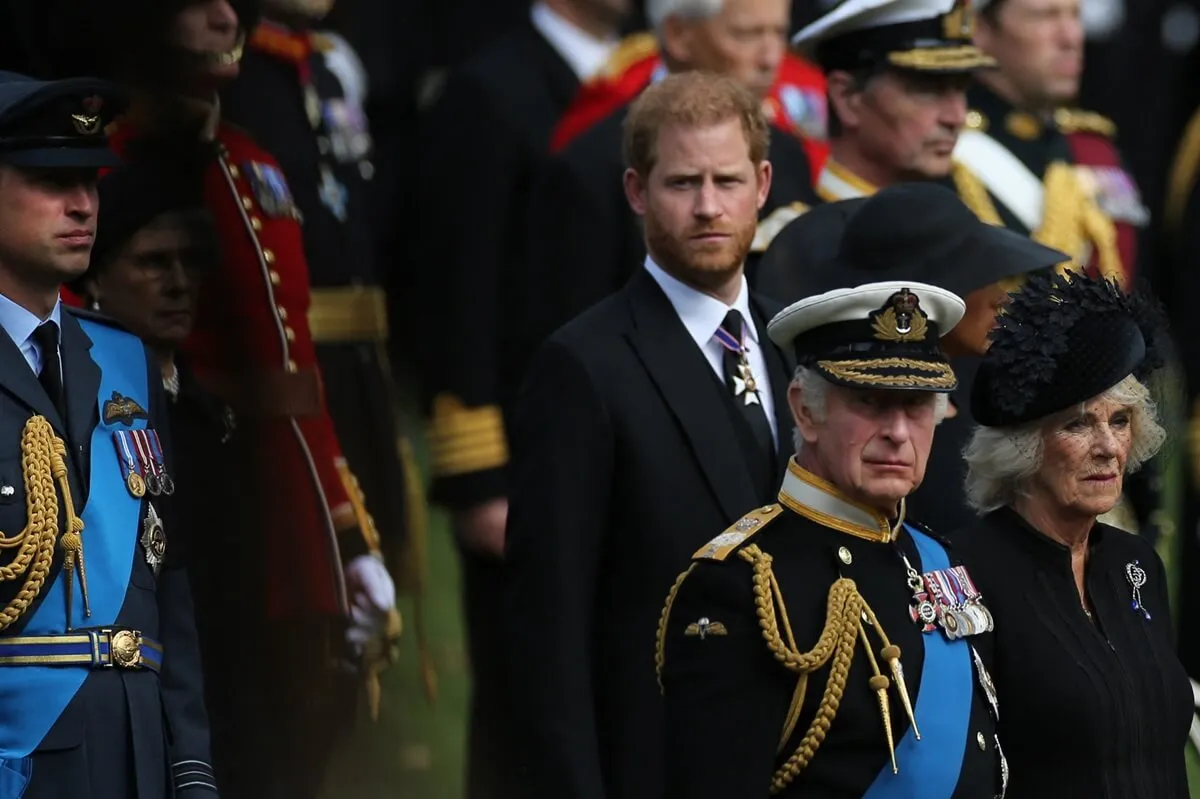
top-left (344, 554), bottom-right (396, 649)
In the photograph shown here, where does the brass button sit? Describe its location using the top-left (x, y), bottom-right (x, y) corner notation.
top-left (263, 248), bottom-right (276, 265)
top-left (277, 305), bottom-right (288, 321)
top-left (976, 732), bottom-right (986, 751)
top-left (284, 326), bottom-right (296, 343)
top-left (228, 164), bottom-right (241, 180)
top-left (241, 195), bottom-right (254, 211)
top-left (269, 269), bottom-right (281, 286)
top-left (286, 359), bottom-right (299, 373)
top-left (838, 546), bottom-right (853, 565)
top-left (250, 217), bottom-right (262, 231)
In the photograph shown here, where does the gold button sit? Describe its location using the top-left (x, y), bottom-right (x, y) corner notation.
top-left (228, 164), bottom-right (241, 179)
top-left (838, 546), bottom-right (853, 565)
top-left (263, 248), bottom-right (276, 265)
top-left (277, 305), bottom-right (288, 321)
top-left (269, 270), bottom-right (281, 286)
top-left (285, 326), bottom-right (296, 343)
top-left (286, 359), bottom-right (299, 373)
top-left (250, 217), bottom-right (262, 231)
top-left (976, 732), bottom-right (986, 751)
top-left (241, 195), bottom-right (254, 211)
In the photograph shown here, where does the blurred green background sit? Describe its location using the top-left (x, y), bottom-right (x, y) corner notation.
top-left (319, 410), bottom-right (1200, 798)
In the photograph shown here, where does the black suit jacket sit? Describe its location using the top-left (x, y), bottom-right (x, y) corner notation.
top-left (519, 105), bottom-right (819, 375)
top-left (417, 21), bottom-right (581, 507)
top-left (0, 309), bottom-right (211, 799)
top-left (504, 268), bottom-right (793, 799)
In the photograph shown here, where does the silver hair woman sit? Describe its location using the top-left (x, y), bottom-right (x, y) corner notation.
top-left (962, 373), bottom-right (1166, 514)
top-left (951, 272), bottom-right (1191, 799)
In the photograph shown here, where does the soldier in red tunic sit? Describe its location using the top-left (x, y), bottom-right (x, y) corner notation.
top-left (87, 1), bottom-right (399, 795)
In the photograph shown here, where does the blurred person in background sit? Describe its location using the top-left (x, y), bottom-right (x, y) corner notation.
top-left (520, 0), bottom-right (820, 355)
top-left (74, 153), bottom-right (260, 796)
top-left (416, 0), bottom-right (630, 795)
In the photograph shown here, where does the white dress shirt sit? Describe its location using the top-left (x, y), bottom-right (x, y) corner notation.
top-left (531, 1), bottom-right (618, 82)
top-left (644, 257), bottom-right (779, 443)
top-left (0, 292), bottom-right (62, 376)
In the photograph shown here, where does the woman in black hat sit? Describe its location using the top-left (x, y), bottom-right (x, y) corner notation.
top-left (954, 271), bottom-right (1190, 798)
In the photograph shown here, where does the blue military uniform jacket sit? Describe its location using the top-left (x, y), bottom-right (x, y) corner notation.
top-left (0, 304), bottom-right (214, 798)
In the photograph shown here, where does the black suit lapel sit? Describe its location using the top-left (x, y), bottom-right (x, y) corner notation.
top-left (59, 313), bottom-right (100, 485)
top-left (0, 322), bottom-right (67, 437)
top-left (748, 296), bottom-right (795, 475)
top-left (624, 270), bottom-right (761, 521)
top-left (525, 22), bottom-right (582, 113)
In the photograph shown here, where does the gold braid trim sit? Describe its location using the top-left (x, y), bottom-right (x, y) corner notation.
top-left (0, 417), bottom-right (83, 632)
top-left (952, 160), bottom-right (1125, 287)
top-left (737, 544), bottom-right (907, 794)
top-left (1165, 106), bottom-right (1200, 234)
top-left (655, 563), bottom-right (697, 693)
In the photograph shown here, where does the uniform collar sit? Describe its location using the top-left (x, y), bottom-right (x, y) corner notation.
top-left (530, 1), bottom-right (617, 81)
top-left (778, 459), bottom-right (895, 544)
top-left (967, 82), bottom-right (1054, 143)
top-left (816, 158), bottom-right (879, 202)
top-left (0, 292), bottom-right (61, 371)
top-left (643, 256), bottom-right (758, 350)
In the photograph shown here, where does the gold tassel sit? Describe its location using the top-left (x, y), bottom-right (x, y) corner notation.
top-left (881, 644), bottom-right (918, 740)
top-left (870, 674), bottom-right (897, 773)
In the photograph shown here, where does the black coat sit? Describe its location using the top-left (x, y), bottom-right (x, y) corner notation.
top-left (953, 507), bottom-right (1191, 799)
top-left (519, 105), bottom-right (819, 373)
top-left (504, 268), bottom-right (793, 799)
top-left (416, 20), bottom-right (581, 507)
top-left (0, 309), bottom-right (211, 798)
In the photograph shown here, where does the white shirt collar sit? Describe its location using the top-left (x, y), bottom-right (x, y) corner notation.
top-left (530, 1), bottom-right (617, 81)
top-left (0, 293), bottom-right (62, 372)
top-left (643, 256), bottom-right (758, 347)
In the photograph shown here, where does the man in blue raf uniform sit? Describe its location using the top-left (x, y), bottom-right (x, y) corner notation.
top-left (658, 277), bottom-right (1005, 797)
top-left (0, 72), bottom-right (213, 797)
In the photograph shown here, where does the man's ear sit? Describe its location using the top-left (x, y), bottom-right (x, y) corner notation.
top-left (624, 167), bottom-right (648, 216)
top-left (660, 14), bottom-right (694, 65)
top-left (826, 70), bottom-right (865, 134)
top-left (789, 382), bottom-right (820, 445)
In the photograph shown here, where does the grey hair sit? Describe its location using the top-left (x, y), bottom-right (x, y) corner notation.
top-left (962, 374), bottom-right (1167, 513)
top-left (646, 0), bottom-right (724, 32)
top-left (789, 365), bottom-right (951, 455)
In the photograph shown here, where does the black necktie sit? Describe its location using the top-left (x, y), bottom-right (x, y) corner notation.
top-left (32, 321), bottom-right (65, 422)
top-left (717, 310), bottom-right (775, 461)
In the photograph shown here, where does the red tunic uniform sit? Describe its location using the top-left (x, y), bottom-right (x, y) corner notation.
top-left (109, 121), bottom-right (364, 620)
top-left (549, 33), bottom-right (829, 174)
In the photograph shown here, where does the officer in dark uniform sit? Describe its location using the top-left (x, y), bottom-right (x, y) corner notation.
top-left (658, 268), bottom-right (1004, 797)
top-left (0, 72), bottom-right (213, 797)
top-left (219, 0), bottom-right (417, 657)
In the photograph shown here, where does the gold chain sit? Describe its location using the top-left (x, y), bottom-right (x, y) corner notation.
top-left (0, 416), bottom-right (84, 632)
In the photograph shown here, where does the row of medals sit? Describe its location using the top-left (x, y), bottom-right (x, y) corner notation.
top-left (127, 469), bottom-right (175, 499)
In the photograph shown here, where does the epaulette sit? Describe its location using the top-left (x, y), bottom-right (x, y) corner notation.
top-left (752, 202), bottom-right (810, 253)
top-left (65, 306), bottom-right (133, 335)
top-left (597, 32), bottom-right (658, 80)
top-left (1053, 108), bottom-right (1116, 138)
top-left (692, 504), bottom-right (783, 561)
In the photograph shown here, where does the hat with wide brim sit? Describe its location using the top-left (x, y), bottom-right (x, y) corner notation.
top-left (769, 280), bottom-right (966, 392)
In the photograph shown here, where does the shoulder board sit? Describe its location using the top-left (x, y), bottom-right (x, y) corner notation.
top-left (752, 202), bottom-right (810, 253)
top-left (65, 306), bottom-right (133, 334)
top-left (692, 504), bottom-right (783, 561)
top-left (1053, 108), bottom-right (1116, 138)
top-left (597, 32), bottom-right (658, 81)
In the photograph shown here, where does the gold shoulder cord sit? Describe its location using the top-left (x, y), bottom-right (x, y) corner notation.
top-left (952, 161), bottom-right (1125, 288)
top-left (0, 416), bottom-right (86, 632)
top-left (736, 544), bottom-right (916, 794)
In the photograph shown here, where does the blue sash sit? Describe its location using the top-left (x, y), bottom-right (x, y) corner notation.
top-left (0, 320), bottom-right (148, 762)
top-left (861, 524), bottom-right (973, 799)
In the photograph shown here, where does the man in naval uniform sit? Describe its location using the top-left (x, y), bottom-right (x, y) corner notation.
top-left (960, 0), bottom-right (1157, 539)
top-left (658, 250), bottom-right (1005, 797)
top-left (748, 0), bottom-right (996, 262)
top-left (0, 72), bottom-right (213, 797)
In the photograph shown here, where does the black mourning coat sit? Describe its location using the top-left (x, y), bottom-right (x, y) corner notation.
top-left (504, 268), bottom-right (794, 799)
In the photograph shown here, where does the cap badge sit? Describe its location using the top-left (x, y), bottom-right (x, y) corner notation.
top-left (870, 289), bottom-right (928, 342)
top-left (71, 95), bottom-right (104, 136)
top-left (942, 0), bottom-right (975, 40)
